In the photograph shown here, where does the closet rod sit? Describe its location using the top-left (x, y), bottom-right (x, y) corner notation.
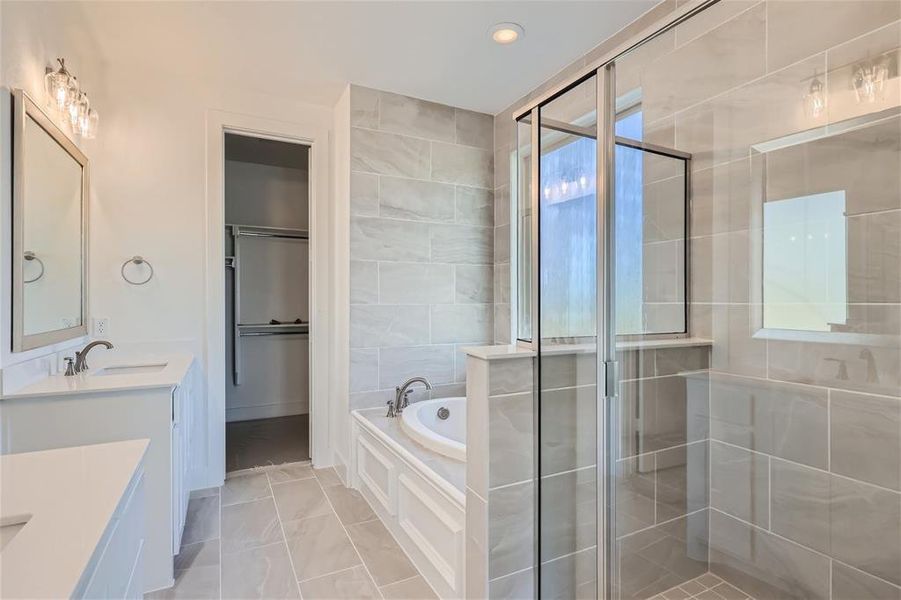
top-left (239, 330), bottom-right (308, 337)
top-left (238, 230), bottom-right (308, 241)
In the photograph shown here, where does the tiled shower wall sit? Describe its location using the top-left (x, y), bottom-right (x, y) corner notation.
top-left (348, 86), bottom-right (495, 411)
top-left (491, 1), bottom-right (901, 599)
top-left (626, 1), bottom-right (901, 598)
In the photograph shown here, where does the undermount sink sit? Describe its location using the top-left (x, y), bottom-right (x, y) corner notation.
top-left (0, 515), bottom-right (31, 552)
top-left (91, 363), bottom-right (168, 376)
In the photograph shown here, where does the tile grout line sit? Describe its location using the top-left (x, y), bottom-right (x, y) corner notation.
top-left (313, 471), bottom-right (386, 600)
top-left (264, 471), bottom-right (305, 599)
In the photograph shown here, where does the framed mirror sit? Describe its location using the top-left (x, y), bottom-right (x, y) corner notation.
top-left (12, 89), bottom-right (88, 352)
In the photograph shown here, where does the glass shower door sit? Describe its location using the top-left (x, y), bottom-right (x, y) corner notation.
top-left (604, 2), bottom-right (901, 599)
top-left (535, 75), bottom-right (600, 599)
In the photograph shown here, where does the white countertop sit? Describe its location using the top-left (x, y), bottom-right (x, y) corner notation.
top-left (0, 440), bottom-right (149, 599)
top-left (1, 353), bottom-right (194, 400)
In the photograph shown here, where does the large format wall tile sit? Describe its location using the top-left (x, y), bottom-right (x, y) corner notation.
top-left (767, 337), bottom-right (901, 397)
top-left (456, 186), bottom-right (494, 227)
top-left (641, 3), bottom-right (765, 122)
top-left (349, 349), bottom-right (378, 393)
top-left (770, 460), bottom-right (830, 553)
top-left (614, 456), bottom-right (655, 537)
top-left (620, 374), bottom-right (708, 455)
top-left (830, 474), bottom-right (901, 586)
top-left (455, 265), bottom-right (494, 304)
top-left (351, 217), bottom-right (430, 262)
top-left (708, 373), bottom-right (828, 468)
top-left (378, 345), bottom-right (455, 389)
top-left (656, 441), bottom-right (709, 522)
top-left (710, 304), bottom-right (767, 378)
top-left (847, 210), bottom-right (901, 304)
top-left (431, 142), bottom-right (494, 188)
top-left (832, 561), bottom-right (901, 600)
top-left (429, 224), bottom-right (493, 264)
top-left (830, 390), bottom-right (901, 491)
top-left (378, 176), bottom-right (455, 223)
top-left (378, 91), bottom-right (456, 143)
top-left (539, 547), bottom-right (597, 600)
top-left (540, 467), bottom-right (597, 562)
top-left (456, 109), bottom-right (494, 150)
top-left (709, 441), bottom-right (769, 528)
top-left (488, 391), bottom-right (534, 488)
top-left (763, 117), bottom-right (901, 217)
top-left (431, 304), bottom-right (493, 343)
top-left (540, 385), bottom-right (597, 476)
top-left (765, 0), bottom-right (900, 71)
top-left (488, 481), bottom-right (535, 579)
top-left (349, 305), bottom-right (430, 348)
top-left (709, 510), bottom-right (829, 600)
top-left (350, 260), bottom-right (378, 304)
top-left (351, 128), bottom-right (430, 179)
top-left (378, 262), bottom-right (454, 304)
top-left (351, 172), bottom-right (379, 217)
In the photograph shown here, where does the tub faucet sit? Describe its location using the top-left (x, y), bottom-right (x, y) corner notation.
top-left (74, 340), bottom-right (114, 373)
top-left (386, 376), bottom-right (432, 417)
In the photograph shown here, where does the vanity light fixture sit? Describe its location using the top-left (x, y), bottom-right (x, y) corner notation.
top-left (44, 58), bottom-right (75, 111)
top-left (490, 22), bottom-right (524, 45)
top-left (852, 58), bottom-right (888, 104)
top-left (43, 58), bottom-right (99, 138)
top-left (803, 75), bottom-right (826, 118)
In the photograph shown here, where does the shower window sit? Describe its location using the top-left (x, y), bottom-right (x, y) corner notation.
top-left (515, 103), bottom-right (690, 341)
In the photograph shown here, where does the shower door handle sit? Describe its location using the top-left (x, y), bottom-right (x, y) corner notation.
top-left (601, 360), bottom-right (618, 397)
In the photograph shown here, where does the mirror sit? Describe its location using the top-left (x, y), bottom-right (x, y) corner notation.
top-left (12, 89), bottom-right (88, 352)
top-left (752, 107), bottom-right (899, 344)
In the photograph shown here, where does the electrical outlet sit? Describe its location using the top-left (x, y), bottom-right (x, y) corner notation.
top-left (93, 317), bottom-right (110, 336)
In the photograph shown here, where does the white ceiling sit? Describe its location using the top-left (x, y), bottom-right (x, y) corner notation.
top-left (76, 1), bottom-right (658, 114)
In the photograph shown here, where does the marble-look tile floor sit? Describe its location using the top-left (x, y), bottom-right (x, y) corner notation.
top-left (653, 572), bottom-right (755, 600)
top-left (147, 463), bottom-right (438, 599)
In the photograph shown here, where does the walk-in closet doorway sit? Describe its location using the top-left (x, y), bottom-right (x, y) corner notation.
top-left (223, 133), bottom-right (312, 472)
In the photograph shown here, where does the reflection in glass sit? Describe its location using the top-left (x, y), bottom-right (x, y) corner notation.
top-left (763, 191), bottom-right (847, 332)
top-left (22, 113), bottom-right (83, 336)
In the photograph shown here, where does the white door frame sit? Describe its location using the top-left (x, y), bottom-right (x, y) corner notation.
top-left (204, 108), bottom-right (333, 484)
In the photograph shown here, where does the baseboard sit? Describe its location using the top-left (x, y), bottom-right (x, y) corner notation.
top-left (226, 401), bottom-right (307, 422)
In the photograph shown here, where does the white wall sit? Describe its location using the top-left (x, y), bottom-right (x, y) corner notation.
top-left (0, 1), bottom-right (105, 378)
top-left (1, 4), bottom-right (338, 484)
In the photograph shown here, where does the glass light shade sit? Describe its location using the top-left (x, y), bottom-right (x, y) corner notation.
top-left (853, 60), bottom-right (888, 104)
top-left (44, 62), bottom-right (74, 111)
top-left (78, 107), bottom-right (99, 139)
top-left (68, 89), bottom-right (88, 128)
top-left (804, 77), bottom-right (826, 118)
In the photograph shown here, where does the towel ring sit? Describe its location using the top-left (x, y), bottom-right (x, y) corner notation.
top-left (23, 251), bottom-right (45, 284)
top-left (121, 255), bottom-right (154, 285)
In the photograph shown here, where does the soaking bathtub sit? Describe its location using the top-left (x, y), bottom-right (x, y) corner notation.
top-left (349, 398), bottom-right (467, 598)
top-left (400, 397), bottom-right (466, 461)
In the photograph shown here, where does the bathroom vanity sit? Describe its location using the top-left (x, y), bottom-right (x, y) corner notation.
top-left (0, 354), bottom-right (200, 592)
top-left (0, 440), bottom-right (148, 598)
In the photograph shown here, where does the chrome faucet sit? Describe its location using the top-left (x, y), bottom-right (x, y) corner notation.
top-left (386, 376), bottom-right (432, 417)
top-left (73, 340), bottom-right (114, 373)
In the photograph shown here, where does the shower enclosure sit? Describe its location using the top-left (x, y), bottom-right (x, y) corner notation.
top-left (514, 1), bottom-right (901, 598)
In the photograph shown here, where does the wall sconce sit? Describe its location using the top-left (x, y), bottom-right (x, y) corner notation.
top-left (852, 59), bottom-right (888, 104)
top-left (43, 58), bottom-right (99, 138)
top-left (803, 75), bottom-right (826, 118)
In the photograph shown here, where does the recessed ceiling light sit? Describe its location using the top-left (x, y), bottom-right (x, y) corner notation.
top-left (490, 22), bottom-right (524, 45)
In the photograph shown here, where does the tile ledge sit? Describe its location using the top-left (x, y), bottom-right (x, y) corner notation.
top-left (463, 338), bottom-right (713, 360)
